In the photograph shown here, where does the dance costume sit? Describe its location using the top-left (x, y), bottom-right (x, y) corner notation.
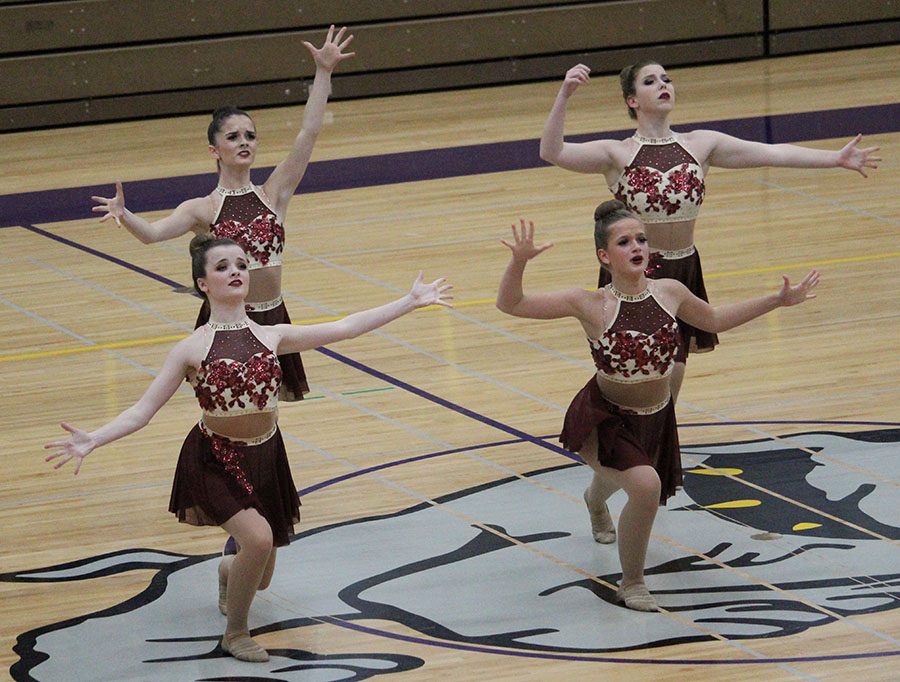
top-left (560, 284), bottom-right (682, 501)
top-left (194, 185), bottom-right (309, 401)
top-left (169, 319), bottom-right (301, 546)
top-left (601, 133), bottom-right (717, 358)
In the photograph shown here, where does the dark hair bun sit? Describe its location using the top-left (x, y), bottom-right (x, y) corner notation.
top-left (594, 199), bottom-right (627, 222)
top-left (189, 233), bottom-right (214, 257)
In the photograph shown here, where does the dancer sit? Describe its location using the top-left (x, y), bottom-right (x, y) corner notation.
top-left (45, 235), bottom-right (452, 662)
top-left (496, 201), bottom-right (817, 611)
top-left (540, 61), bottom-right (876, 400)
top-left (92, 25), bottom-right (356, 401)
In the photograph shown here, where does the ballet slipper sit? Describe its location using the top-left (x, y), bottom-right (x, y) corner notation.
top-left (616, 583), bottom-right (658, 612)
top-left (222, 632), bottom-right (269, 662)
top-left (583, 489), bottom-right (616, 544)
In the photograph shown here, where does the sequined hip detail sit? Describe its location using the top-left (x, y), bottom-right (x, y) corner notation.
top-left (245, 295), bottom-right (284, 313)
top-left (604, 395), bottom-right (671, 416)
top-left (197, 421), bottom-right (277, 495)
top-left (652, 245), bottom-right (696, 260)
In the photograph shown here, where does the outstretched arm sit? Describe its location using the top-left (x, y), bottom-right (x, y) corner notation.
top-left (275, 273), bottom-right (452, 354)
top-left (539, 64), bottom-right (617, 174)
top-left (497, 220), bottom-right (586, 319)
top-left (44, 340), bottom-right (193, 474)
top-left (91, 181), bottom-right (209, 243)
top-left (706, 132), bottom-right (881, 177)
top-left (264, 25), bottom-right (356, 209)
top-left (673, 270), bottom-right (819, 334)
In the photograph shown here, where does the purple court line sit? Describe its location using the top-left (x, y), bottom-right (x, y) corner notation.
top-left (21, 224), bottom-right (184, 289)
top-left (314, 614), bottom-right (899, 665)
top-left (1, 103), bottom-right (897, 228)
top-left (300, 420), bottom-right (900, 496)
top-left (316, 345), bottom-right (581, 462)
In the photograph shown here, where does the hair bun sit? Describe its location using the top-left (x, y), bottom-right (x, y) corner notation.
top-left (594, 199), bottom-right (627, 222)
top-left (189, 233), bottom-right (214, 257)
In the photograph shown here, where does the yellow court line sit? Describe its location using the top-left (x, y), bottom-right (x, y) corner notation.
top-left (703, 250), bottom-right (900, 279)
top-left (4, 249), bottom-right (898, 364)
top-left (0, 309), bottom-right (442, 363)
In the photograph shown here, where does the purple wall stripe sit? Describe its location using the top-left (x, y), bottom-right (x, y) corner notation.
top-left (2, 103), bottom-right (896, 228)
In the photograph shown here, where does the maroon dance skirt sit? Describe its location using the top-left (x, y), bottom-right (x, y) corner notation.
top-left (168, 424), bottom-right (301, 546)
top-left (560, 377), bottom-right (682, 503)
top-left (195, 298), bottom-right (309, 401)
top-left (599, 247), bottom-right (718, 362)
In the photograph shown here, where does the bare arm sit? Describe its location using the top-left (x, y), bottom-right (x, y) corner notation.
top-left (539, 64), bottom-right (617, 174)
top-left (705, 131), bottom-right (881, 177)
top-left (44, 338), bottom-right (194, 474)
top-left (91, 181), bottom-right (210, 243)
top-left (264, 25), bottom-right (356, 210)
top-left (671, 271), bottom-right (819, 334)
top-left (497, 220), bottom-right (589, 320)
top-left (274, 273), bottom-right (452, 354)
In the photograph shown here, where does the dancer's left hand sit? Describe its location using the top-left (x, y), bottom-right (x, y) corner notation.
top-left (837, 134), bottom-right (881, 177)
top-left (408, 273), bottom-right (454, 309)
top-left (303, 25), bottom-right (355, 73)
top-left (778, 270), bottom-right (820, 306)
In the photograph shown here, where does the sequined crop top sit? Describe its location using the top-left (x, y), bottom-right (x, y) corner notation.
top-left (589, 285), bottom-right (680, 383)
top-left (210, 186), bottom-right (284, 269)
top-left (188, 320), bottom-right (282, 417)
top-left (610, 134), bottom-right (705, 223)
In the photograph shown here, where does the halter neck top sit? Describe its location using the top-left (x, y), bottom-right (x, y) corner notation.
top-left (589, 284), bottom-right (680, 383)
top-left (210, 185), bottom-right (284, 269)
top-left (188, 320), bottom-right (281, 417)
top-left (609, 134), bottom-right (705, 223)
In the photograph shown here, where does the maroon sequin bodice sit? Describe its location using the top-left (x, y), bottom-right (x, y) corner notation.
top-left (590, 286), bottom-right (680, 382)
top-left (610, 135), bottom-right (705, 223)
top-left (210, 186), bottom-right (284, 269)
top-left (189, 320), bottom-right (281, 416)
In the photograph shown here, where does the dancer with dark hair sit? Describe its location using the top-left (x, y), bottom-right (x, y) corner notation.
top-left (496, 201), bottom-right (817, 611)
top-left (92, 25), bottom-right (356, 401)
top-left (46, 235), bottom-right (452, 662)
top-left (540, 61), bottom-right (877, 400)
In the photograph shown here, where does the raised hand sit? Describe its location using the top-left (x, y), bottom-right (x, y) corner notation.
top-left (408, 272), bottom-right (453, 309)
top-left (501, 219), bottom-right (554, 262)
top-left (303, 25), bottom-right (355, 73)
top-left (561, 63), bottom-right (591, 98)
top-left (44, 422), bottom-right (96, 475)
top-left (837, 134), bottom-right (881, 177)
top-left (91, 181), bottom-right (126, 227)
top-left (778, 270), bottom-right (820, 306)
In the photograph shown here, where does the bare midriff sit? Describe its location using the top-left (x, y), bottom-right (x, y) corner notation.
top-left (595, 373), bottom-right (672, 411)
top-left (202, 411), bottom-right (278, 441)
top-left (644, 219), bottom-right (696, 252)
top-left (247, 265), bottom-right (282, 304)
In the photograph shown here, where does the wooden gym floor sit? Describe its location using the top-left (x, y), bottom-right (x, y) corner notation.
top-left (1, 45), bottom-right (898, 681)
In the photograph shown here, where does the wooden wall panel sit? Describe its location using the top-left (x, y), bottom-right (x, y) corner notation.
top-left (770, 21), bottom-right (900, 55)
top-left (0, 0), bottom-right (895, 131)
top-left (0, 0), bottom-right (572, 55)
top-left (0, 36), bottom-right (762, 131)
top-left (0, 0), bottom-right (761, 108)
top-left (769, 0), bottom-right (899, 29)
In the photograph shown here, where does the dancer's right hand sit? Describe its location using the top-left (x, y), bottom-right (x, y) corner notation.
top-left (561, 64), bottom-right (591, 98)
top-left (91, 181), bottom-right (126, 227)
top-left (501, 219), bottom-right (554, 262)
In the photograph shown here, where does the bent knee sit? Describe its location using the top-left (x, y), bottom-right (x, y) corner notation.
top-left (240, 528), bottom-right (274, 556)
top-left (625, 466), bottom-right (661, 502)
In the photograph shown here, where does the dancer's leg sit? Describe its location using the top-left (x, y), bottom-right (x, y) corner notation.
top-left (219, 508), bottom-right (273, 662)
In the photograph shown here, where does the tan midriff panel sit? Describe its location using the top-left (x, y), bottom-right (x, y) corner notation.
top-left (594, 373), bottom-right (672, 412)
top-left (246, 266), bottom-right (283, 305)
top-left (201, 411), bottom-right (278, 441)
